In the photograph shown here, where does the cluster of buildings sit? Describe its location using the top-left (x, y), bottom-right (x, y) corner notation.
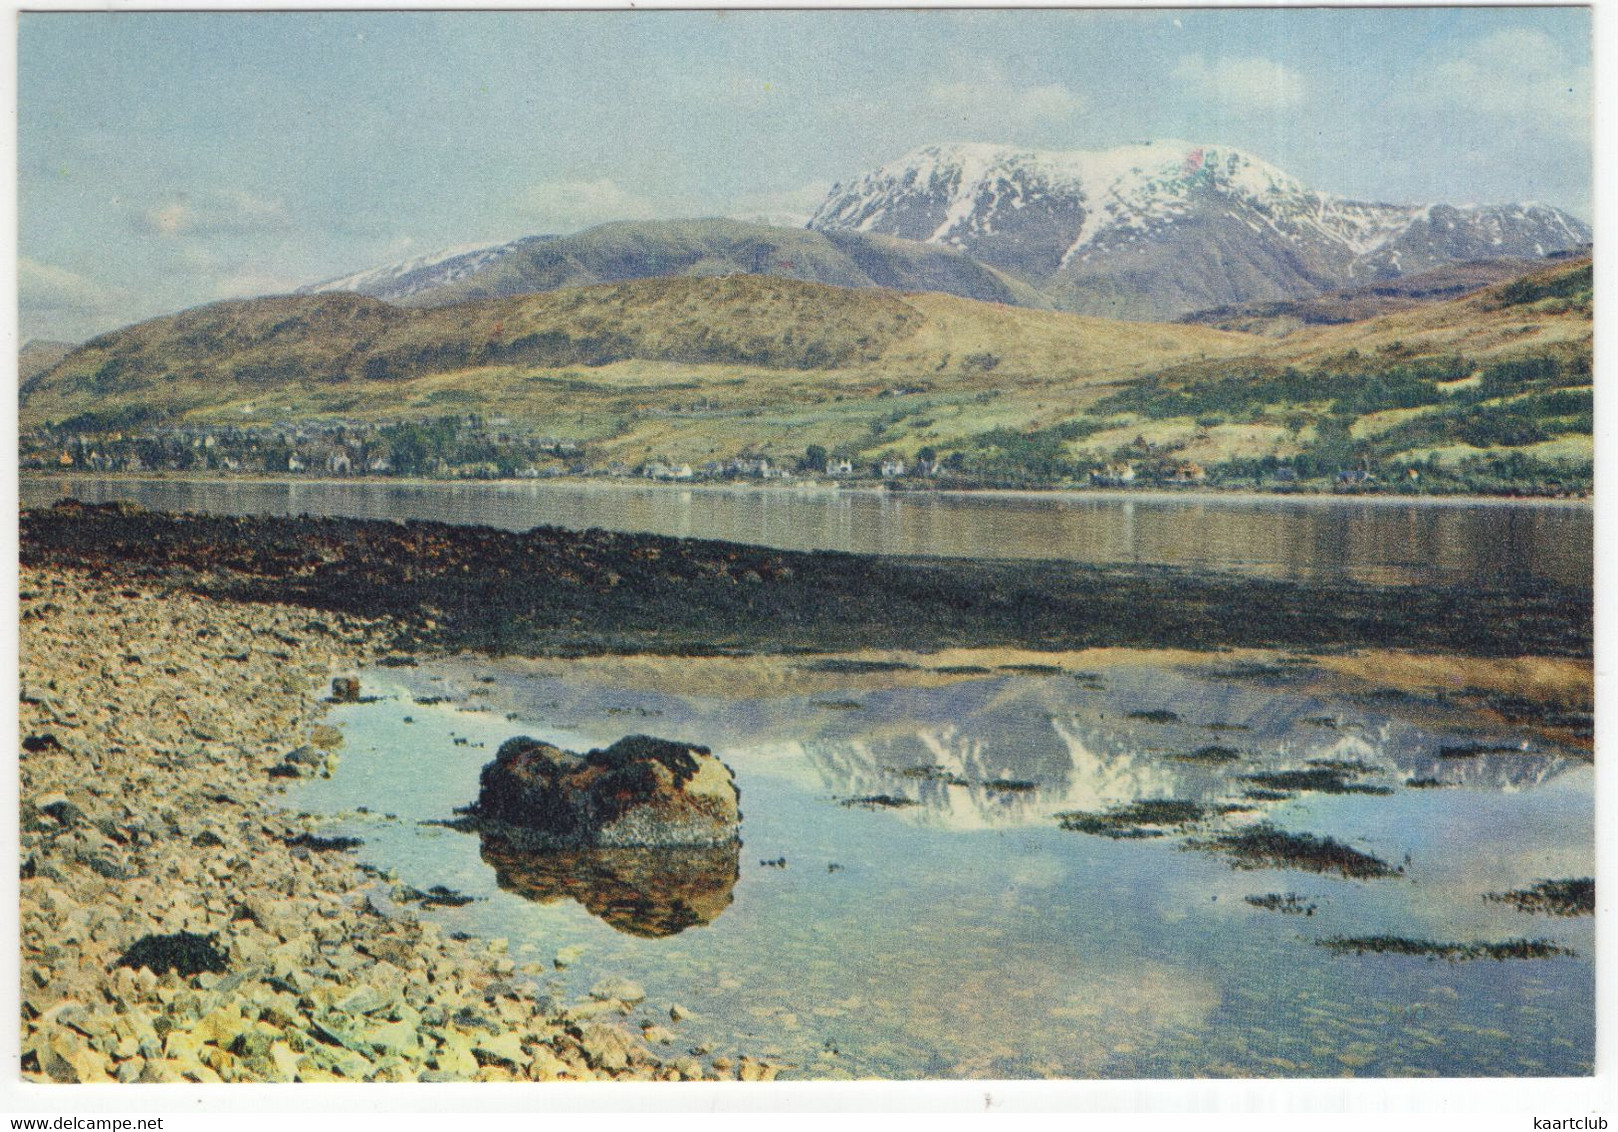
top-left (19, 417), bottom-right (587, 480)
top-left (20, 415), bottom-right (960, 485)
top-left (1089, 461), bottom-right (1208, 487)
top-left (626, 454), bottom-right (940, 482)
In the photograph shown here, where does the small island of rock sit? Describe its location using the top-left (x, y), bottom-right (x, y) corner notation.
top-left (473, 734), bottom-right (740, 849)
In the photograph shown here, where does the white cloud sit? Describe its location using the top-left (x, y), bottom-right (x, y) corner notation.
top-left (19, 258), bottom-right (124, 318)
top-left (20, 257), bottom-right (112, 308)
top-left (1410, 27), bottom-right (1590, 142)
top-left (927, 75), bottom-right (1087, 125)
top-left (1174, 54), bottom-right (1307, 110)
top-left (211, 266), bottom-right (307, 300)
top-left (18, 257), bottom-right (137, 342)
top-left (911, 63), bottom-right (1087, 141)
top-left (507, 179), bottom-right (662, 233)
top-left (137, 189), bottom-right (290, 238)
top-left (724, 180), bottom-right (834, 228)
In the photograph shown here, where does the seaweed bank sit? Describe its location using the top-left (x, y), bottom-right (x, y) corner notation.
top-left (19, 502), bottom-right (1592, 660)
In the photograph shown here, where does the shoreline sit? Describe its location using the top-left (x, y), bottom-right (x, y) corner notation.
top-left (20, 502), bottom-right (1593, 660)
top-left (16, 506), bottom-right (1594, 1084)
top-left (18, 566), bottom-right (755, 1083)
top-left (18, 469), bottom-right (1594, 509)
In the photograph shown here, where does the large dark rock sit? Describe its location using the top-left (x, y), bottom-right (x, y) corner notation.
top-left (475, 734), bottom-right (740, 849)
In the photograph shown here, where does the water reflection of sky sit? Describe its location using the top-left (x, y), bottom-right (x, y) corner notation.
top-left (287, 656), bottom-right (1593, 1080)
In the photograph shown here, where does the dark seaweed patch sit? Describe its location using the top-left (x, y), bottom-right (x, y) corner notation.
top-left (997, 663), bottom-right (1064, 675)
top-left (1437, 743), bottom-right (1523, 760)
top-left (840, 794), bottom-right (917, 809)
top-left (393, 884), bottom-right (478, 908)
top-left (1305, 758), bottom-right (1381, 774)
top-left (1126, 710), bottom-right (1180, 724)
top-left (933, 665), bottom-right (991, 675)
top-left (116, 931), bottom-right (230, 977)
top-left (809, 699), bottom-right (864, 711)
top-left (1058, 799), bottom-right (1220, 839)
top-left (285, 833), bottom-right (364, 852)
top-left (1244, 893), bottom-right (1317, 916)
top-left (890, 765), bottom-right (970, 786)
top-left (1317, 936), bottom-right (1574, 961)
top-left (800, 659), bottom-right (920, 674)
top-left (1240, 769), bottom-right (1393, 796)
top-left (1168, 745), bottom-right (1242, 764)
top-left (982, 778), bottom-right (1039, 793)
top-left (1484, 878), bottom-right (1594, 917)
top-left (1189, 822), bottom-right (1400, 879)
top-left (1301, 717), bottom-right (1340, 729)
top-left (1242, 789), bottom-right (1294, 802)
top-left (1405, 777), bottom-right (1449, 789)
top-left (1356, 688), bottom-right (1421, 704)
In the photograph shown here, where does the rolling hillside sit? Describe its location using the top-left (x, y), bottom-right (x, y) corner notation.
top-left (20, 275), bottom-right (1248, 459)
top-left (1063, 256), bottom-right (1593, 486)
top-left (1175, 254), bottom-right (1580, 337)
top-left (18, 339), bottom-right (75, 384)
top-left (21, 257), bottom-right (1591, 489)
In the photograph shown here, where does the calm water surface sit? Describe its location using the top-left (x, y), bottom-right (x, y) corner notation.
top-left (23, 476), bottom-right (1592, 587)
top-left (287, 656), bottom-right (1593, 1079)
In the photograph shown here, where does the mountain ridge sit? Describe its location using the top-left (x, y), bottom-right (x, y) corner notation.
top-left (808, 141), bottom-right (1589, 319)
top-left (297, 218), bottom-right (1052, 313)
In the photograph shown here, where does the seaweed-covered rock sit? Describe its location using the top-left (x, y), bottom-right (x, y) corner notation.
top-left (475, 734), bottom-right (740, 848)
top-left (116, 931), bottom-right (230, 977)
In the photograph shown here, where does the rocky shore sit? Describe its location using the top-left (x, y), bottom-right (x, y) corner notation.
top-left (17, 501), bottom-right (1595, 1084)
top-left (19, 502), bottom-right (1593, 659)
top-left (18, 565), bottom-right (765, 1083)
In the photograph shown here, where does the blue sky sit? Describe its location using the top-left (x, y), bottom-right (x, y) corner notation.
top-left (18, 7), bottom-right (1593, 342)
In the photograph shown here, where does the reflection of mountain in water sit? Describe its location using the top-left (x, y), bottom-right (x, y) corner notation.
top-left (479, 835), bottom-right (739, 938)
top-left (793, 669), bottom-right (1579, 829)
top-left (406, 659), bottom-right (1578, 832)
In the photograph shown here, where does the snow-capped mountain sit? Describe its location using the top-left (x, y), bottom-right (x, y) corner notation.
top-left (808, 142), bottom-right (1590, 319)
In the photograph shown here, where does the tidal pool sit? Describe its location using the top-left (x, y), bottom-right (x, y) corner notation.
top-left (287, 653), bottom-right (1593, 1079)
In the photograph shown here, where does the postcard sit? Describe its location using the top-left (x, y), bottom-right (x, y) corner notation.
top-left (10, 3), bottom-right (1600, 1118)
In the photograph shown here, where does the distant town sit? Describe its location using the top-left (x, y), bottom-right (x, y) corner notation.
top-left (17, 411), bottom-right (1585, 497)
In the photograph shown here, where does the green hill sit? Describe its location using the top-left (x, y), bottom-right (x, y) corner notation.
top-left (20, 275), bottom-right (1246, 452)
top-left (21, 258), bottom-right (1591, 492)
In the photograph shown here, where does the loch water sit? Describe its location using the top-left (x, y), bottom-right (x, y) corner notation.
top-left (23, 476), bottom-right (1592, 587)
top-left (288, 655), bottom-right (1594, 1079)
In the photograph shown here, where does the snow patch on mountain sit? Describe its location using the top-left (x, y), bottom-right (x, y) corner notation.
top-left (299, 239), bottom-right (530, 301)
top-left (810, 141), bottom-right (1588, 312)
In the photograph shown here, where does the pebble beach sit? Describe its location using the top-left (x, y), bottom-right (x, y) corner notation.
top-left (17, 565), bottom-right (770, 1084)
